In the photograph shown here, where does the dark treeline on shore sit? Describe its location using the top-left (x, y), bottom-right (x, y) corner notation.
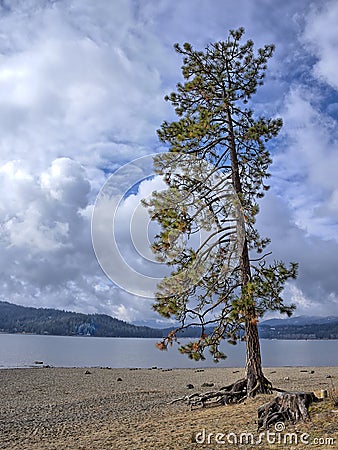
top-left (259, 323), bottom-right (338, 339)
top-left (0, 301), bottom-right (203, 338)
top-left (0, 301), bottom-right (337, 339)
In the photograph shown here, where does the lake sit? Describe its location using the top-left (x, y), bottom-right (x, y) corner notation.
top-left (0, 334), bottom-right (337, 369)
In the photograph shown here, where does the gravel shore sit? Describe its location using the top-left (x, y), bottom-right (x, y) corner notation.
top-left (1, 366), bottom-right (337, 449)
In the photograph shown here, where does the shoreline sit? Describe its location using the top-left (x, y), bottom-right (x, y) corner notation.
top-left (0, 366), bottom-right (337, 449)
top-left (2, 363), bottom-right (338, 370)
top-left (1, 330), bottom-right (338, 340)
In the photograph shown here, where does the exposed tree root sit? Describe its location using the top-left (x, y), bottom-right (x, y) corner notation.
top-left (170, 378), bottom-right (320, 428)
top-left (170, 376), bottom-right (273, 409)
top-left (257, 391), bottom-right (321, 429)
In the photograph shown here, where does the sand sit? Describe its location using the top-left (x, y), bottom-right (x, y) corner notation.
top-left (0, 366), bottom-right (337, 449)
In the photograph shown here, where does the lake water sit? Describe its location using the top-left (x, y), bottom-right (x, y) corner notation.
top-left (0, 334), bottom-right (337, 369)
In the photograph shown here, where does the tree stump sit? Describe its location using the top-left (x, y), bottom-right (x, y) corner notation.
top-left (257, 392), bottom-right (320, 429)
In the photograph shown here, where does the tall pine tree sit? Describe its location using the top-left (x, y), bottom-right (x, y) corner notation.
top-left (145, 28), bottom-right (297, 398)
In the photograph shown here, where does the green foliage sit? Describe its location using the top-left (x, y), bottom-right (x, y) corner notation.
top-left (145, 28), bottom-right (298, 362)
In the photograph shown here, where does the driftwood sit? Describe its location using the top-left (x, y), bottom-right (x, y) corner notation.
top-left (257, 392), bottom-right (320, 429)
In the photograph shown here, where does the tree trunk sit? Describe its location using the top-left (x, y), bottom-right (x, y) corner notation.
top-left (226, 106), bottom-right (269, 397)
top-left (245, 317), bottom-right (271, 395)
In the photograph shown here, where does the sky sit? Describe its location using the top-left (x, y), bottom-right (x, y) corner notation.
top-left (1, 0), bottom-right (338, 325)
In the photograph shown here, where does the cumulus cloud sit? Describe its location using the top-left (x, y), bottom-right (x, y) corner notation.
top-left (0, 0), bottom-right (177, 318)
top-left (0, 0), bottom-right (171, 170)
top-left (261, 5), bottom-right (338, 316)
top-left (0, 157), bottom-right (92, 299)
top-left (257, 192), bottom-right (338, 316)
top-left (0, 154), bottom-right (166, 320)
top-left (302, 0), bottom-right (338, 90)
top-left (91, 173), bottom-right (168, 299)
top-left (0, 0), bottom-right (337, 322)
top-left (272, 86), bottom-right (338, 240)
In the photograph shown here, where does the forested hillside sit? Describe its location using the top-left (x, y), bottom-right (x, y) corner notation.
top-left (1, 301), bottom-right (337, 339)
top-left (0, 301), bottom-right (163, 337)
top-left (259, 322), bottom-right (338, 339)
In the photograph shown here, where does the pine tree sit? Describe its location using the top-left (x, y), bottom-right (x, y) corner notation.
top-left (144, 28), bottom-right (297, 398)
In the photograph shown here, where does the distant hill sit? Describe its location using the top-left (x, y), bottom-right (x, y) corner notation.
top-left (0, 301), bottom-right (203, 338)
top-left (135, 315), bottom-right (338, 340)
top-left (132, 319), bottom-right (178, 329)
top-left (1, 301), bottom-right (337, 339)
top-left (259, 315), bottom-right (338, 339)
top-left (0, 301), bottom-right (164, 338)
top-left (260, 315), bottom-right (338, 327)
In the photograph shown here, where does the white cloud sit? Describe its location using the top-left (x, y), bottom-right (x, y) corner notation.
top-left (91, 168), bottom-right (170, 299)
top-left (0, 157), bottom-right (91, 292)
top-left (303, 0), bottom-right (338, 90)
top-left (257, 192), bottom-right (338, 316)
top-left (40, 158), bottom-right (90, 207)
top-left (0, 0), bottom-right (171, 172)
top-left (273, 86), bottom-right (338, 240)
top-left (0, 0), bottom-right (337, 322)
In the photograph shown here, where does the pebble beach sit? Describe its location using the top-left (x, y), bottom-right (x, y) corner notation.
top-left (1, 366), bottom-right (337, 449)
